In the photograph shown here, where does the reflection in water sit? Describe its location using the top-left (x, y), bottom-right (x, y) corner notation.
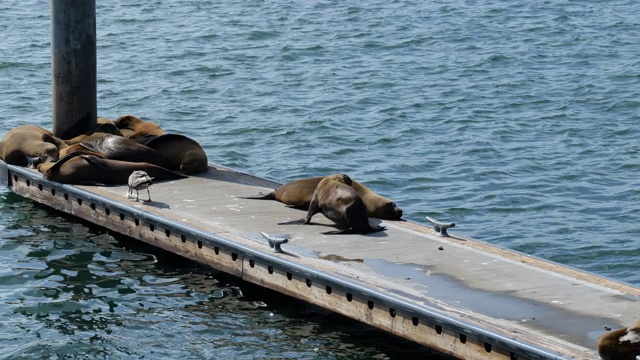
top-left (0, 192), bottom-right (444, 359)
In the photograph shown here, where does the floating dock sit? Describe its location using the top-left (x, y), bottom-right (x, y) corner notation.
top-left (2, 161), bottom-right (638, 360)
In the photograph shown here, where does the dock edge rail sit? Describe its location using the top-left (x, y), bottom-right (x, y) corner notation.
top-left (0, 162), bottom-right (579, 360)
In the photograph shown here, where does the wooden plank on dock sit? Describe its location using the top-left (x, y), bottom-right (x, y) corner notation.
top-left (2, 161), bottom-right (638, 360)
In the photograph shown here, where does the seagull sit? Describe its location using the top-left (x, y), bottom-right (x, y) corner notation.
top-left (127, 170), bottom-right (154, 202)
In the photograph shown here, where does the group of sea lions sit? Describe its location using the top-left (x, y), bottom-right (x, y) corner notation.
top-left (242, 173), bottom-right (403, 235)
top-left (0, 115), bottom-right (208, 186)
top-left (0, 117), bottom-right (402, 235)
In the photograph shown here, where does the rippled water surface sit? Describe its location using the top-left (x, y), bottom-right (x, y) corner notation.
top-left (1, 0), bottom-right (640, 358)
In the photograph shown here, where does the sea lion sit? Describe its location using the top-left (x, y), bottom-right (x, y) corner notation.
top-left (64, 117), bottom-right (123, 144)
top-left (278, 174), bottom-right (386, 235)
top-left (78, 133), bottom-right (174, 170)
top-left (136, 134), bottom-right (208, 174)
top-left (38, 152), bottom-right (187, 185)
top-left (114, 115), bottom-right (165, 138)
top-left (243, 176), bottom-right (403, 220)
top-left (0, 125), bottom-right (67, 167)
top-left (597, 320), bottom-right (640, 360)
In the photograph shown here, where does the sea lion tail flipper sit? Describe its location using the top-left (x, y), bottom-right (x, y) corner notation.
top-left (285, 202), bottom-right (310, 210)
top-left (239, 191), bottom-right (276, 200)
top-left (42, 133), bottom-right (68, 149)
top-left (278, 218), bottom-right (307, 225)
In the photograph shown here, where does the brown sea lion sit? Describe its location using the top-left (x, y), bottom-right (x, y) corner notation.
top-left (38, 152), bottom-right (187, 185)
top-left (0, 125), bottom-right (67, 167)
top-left (278, 174), bottom-right (386, 235)
top-left (243, 176), bottom-right (403, 220)
top-left (78, 133), bottom-right (174, 170)
top-left (64, 117), bottom-right (123, 144)
top-left (597, 320), bottom-right (640, 360)
top-left (136, 134), bottom-right (208, 174)
top-left (114, 115), bottom-right (165, 138)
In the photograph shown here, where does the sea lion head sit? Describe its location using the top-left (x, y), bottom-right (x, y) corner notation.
top-left (114, 114), bottom-right (144, 128)
top-left (380, 200), bottom-right (403, 219)
top-left (27, 143), bottom-right (59, 168)
top-left (96, 117), bottom-right (123, 136)
top-left (179, 150), bottom-right (208, 174)
top-left (114, 114), bottom-right (164, 138)
top-left (325, 173), bottom-right (352, 185)
top-left (41, 145), bottom-right (59, 163)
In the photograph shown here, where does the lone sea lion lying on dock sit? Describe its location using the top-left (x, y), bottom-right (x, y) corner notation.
top-left (597, 320), bottom-right (640, 360)
top-left (0, 125), bottom-right (67, 167)
top-left (278, 174), bottom-right (386, 235)
top-left (242, 176), bottom-right (403, 220)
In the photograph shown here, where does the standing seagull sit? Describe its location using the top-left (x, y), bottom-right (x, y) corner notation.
top-left (127, 170), bottom-right (154, 202)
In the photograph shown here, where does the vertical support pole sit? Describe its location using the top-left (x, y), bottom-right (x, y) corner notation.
top-left (51, 0), bottom-right (97, 139)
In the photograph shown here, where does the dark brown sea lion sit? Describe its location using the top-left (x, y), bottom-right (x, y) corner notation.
top-left (597, 320), bottom-right (640, 360)
top-left (243, 176), bottom-right (403, 220)
top-left (78, 133), bottom-right (174, 170)
top-left (136, 134), bottom-right (208, 174)
top-left (37, 152), bottom-right (187, 185)
top-left (278, 174), bottom-right (386, 235)
top-left (0, 125), bottom-right (67, 167)
top-left (114, 115), bottom-right (165, 138)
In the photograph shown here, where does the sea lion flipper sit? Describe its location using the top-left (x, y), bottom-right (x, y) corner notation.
top-left (278, 218), bottom-right (307, 225)
top-left (368, 226), bottom-right (387, 234)
top-left (321, 229), bottom-right (357, 235)
top-left (41, 133), bottom-right (68, 149)
top-left (285, 202), bottom-right (310, 210)
top-left (240, 192), bottom-right (276, 200)
top-left (78, 142), bottom-right (100, 153)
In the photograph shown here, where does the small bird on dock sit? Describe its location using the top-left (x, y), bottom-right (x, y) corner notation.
top-left (127, 170), bottom-right (154, 202)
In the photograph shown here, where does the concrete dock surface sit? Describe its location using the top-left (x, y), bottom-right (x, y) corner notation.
top-left (3, 162), bottom-right (639, 359)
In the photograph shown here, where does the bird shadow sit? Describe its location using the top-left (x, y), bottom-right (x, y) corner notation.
top-left (140, 200), bottom-right (171, 209)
